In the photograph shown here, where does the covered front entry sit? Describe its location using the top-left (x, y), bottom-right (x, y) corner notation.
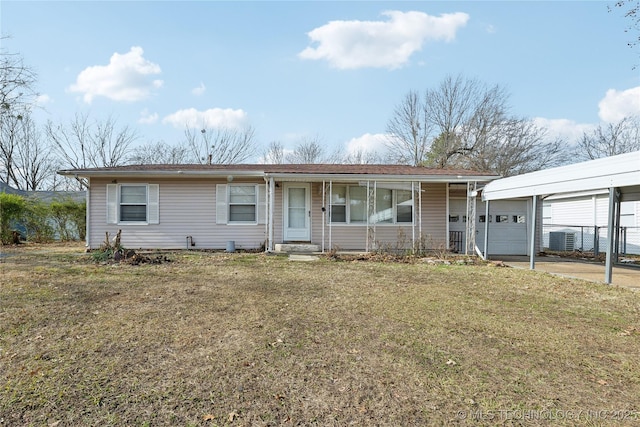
top-left (283, 183), bottom-right (311, 241)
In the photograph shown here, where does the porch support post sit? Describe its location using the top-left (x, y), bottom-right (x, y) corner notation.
top-left (605, 187), bottom-right (619, 284)
top-left (418, 182), bottom-right (422, 251)
top-left (483, 200), bottom-right (490, 260)
top-left (268, 176), bottom-right (275, 252)
top-left (366, 180), bottom-right (370, 252)
top-left (530, 195), bottom-right (537, 270)
top-left (85, 178), bottom-right (91, 249)
top-left (322, 180), bottom-right (326, 253)
top-left (411, 181), bottom-right (416, 252)
top-left (329, 181), bottom-right (333, 251)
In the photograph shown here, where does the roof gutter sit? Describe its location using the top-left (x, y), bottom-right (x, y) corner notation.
top-left (58, 169), bottom-right (499, 183)
top-left (264, 173), bottom-right (499, 182)
top-left (56, 169), bottom-right (266, 179)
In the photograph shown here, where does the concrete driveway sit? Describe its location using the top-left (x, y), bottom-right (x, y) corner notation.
top-left (495, 256), bottom-right (640, 291)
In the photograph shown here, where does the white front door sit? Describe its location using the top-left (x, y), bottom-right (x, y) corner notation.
top-left (284, 183), bottom-right (311, 241)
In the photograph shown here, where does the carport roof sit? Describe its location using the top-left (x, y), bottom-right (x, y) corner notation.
top-left (482, 151), bottom-right (640, 202)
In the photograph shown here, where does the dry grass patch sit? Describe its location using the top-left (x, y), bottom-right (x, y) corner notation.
top-left (1, 243), bottom-right (639, 426)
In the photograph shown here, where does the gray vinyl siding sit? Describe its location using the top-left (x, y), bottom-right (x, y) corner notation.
top-left (89, 178), bottom-right (266, 250)
top-left (89, 179), bottom-right (450, 251)
top-left (422, 183), bottom-right (448, 248)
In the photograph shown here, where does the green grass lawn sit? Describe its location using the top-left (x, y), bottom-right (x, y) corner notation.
top-left (1, 243), bottom-right (639, 426)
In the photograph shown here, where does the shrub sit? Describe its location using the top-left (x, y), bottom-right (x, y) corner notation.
top-left (22, 198), bottom-right (55, 243)
top-left (50, 197), bottom-right (86, 241)
top-left (0, 193), bottom-right (26, 244)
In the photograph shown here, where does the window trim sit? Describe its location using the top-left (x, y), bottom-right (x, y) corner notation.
top-left (328, 185), bottom-right (414, 225)
top-left (106, 183), bottom-right (159, 225)
top-left (228, 184), bottom-right (259, 224)
top-left (216, 183), bottom-right (267, 226)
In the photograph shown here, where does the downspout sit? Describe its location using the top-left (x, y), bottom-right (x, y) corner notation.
top-left (483, 200), bottom-right (490, 260)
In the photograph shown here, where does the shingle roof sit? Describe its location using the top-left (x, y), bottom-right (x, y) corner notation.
top-left (59, 163), bottom-right (500, 179)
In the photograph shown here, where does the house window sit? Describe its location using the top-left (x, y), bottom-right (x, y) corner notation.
top-left (396, 190), bottom-right (413, 223)
top-left (479, 215), bottom-right (492, 223)
top-left (350, 186), bottom-right (367, 223)
top-left (513, 215), bottom-right (526, 223)
top-left (330, 185), bottom-right (347, 222)
top-left (496, 215), bottom-right (509, 223)
top-left (216, 183), bottom-right (265, 225)
top-left (229, 185), bottom-right (257, 223)
top-left (107, 183), bottom-right (159, 225)
top-left (328, 185), bottom-right (413, 224)
top-left (120, 185), bottom-right (148, 222)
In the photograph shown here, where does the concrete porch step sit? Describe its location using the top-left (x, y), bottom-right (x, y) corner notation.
top-left (274, 243), bottom-right (321, 253)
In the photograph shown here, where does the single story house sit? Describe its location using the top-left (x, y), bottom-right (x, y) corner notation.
top-left (57, 164), bottom-right (499, 252)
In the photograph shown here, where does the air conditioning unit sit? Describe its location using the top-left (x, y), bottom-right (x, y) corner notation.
top-left (548, 231), bottom-right (576, 251)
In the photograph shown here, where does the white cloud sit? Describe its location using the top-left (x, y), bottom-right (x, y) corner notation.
top-left (598, 86), bottom-right (640, 123)
top-left (345, 133), bottom-right (392, 155)
top-left (68, 46), bottom-right (163, 103)
top-left (35, 94), bottom-right (52, 106)
top-left (192, 82), bottom-right (206, 96)
top-left (532, 117), bottom-right (594, 144)
top-left (299, 10), bottom-right (469, 69)
top-left (138, 108), bottom-right (159, 125)
top-left (162, 107), bottom-right (248, 129)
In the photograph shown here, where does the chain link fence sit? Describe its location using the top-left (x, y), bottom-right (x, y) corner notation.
top-left (542, 224), bottom-right (640, 255)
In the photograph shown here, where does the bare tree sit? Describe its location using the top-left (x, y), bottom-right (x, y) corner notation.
top-left (183, 126), bottom-right (255, 164)
top-left (574, 116), bottom-right (640, 160)
top-left (0, 39), bottom-right (38, 117)
top-left (128, 141), bottom-right (190, 165)
top-left (285, 137), bottom-right (343, 164)
top-left (46, 113), bottom-right (138, 188)
top-left (0, 109), bottom-right (54, 190)
top-left (610, 0), bottom-right (640, 67)
top-left (385, 90), bottom-right (433, 165)
top-left (341, 148), bottom-right (382, 164)
top-left (424, 76), bottom-right (509, 167)
top-left (460, 118), bottom-right (569, 177)
top-left (12, 113), bottom-right (54, 190)
top-left (385, 75), bottom-right (569, 174)
top-left (386, 76), bottom-right (509, 167)
top-left (262, 141), bottom-right (286, 164)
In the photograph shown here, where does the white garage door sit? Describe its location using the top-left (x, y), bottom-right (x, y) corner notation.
top-left (450, 199), bottom-right (529, 255)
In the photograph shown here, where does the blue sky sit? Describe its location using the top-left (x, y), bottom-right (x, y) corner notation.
top-left (2, 1), bottom-right (639, 161)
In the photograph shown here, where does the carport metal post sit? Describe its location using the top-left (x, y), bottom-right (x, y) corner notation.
top-left (530, 195), bottom-right (537, 270)
top-left (605, 187), bottom-right (619, 284)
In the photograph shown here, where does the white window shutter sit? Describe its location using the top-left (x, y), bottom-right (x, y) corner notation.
top-left (216, 184), bottom-right (228, 224)
top-left (106, 184), bottom-right (117, 224)
top-left (257, 184), bottom-right (267, 224)
top-left (148, 184), bottom-right (159, 224)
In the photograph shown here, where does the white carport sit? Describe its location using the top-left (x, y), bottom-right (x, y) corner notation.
top-left (482, 151), bottom-right (640, 284)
